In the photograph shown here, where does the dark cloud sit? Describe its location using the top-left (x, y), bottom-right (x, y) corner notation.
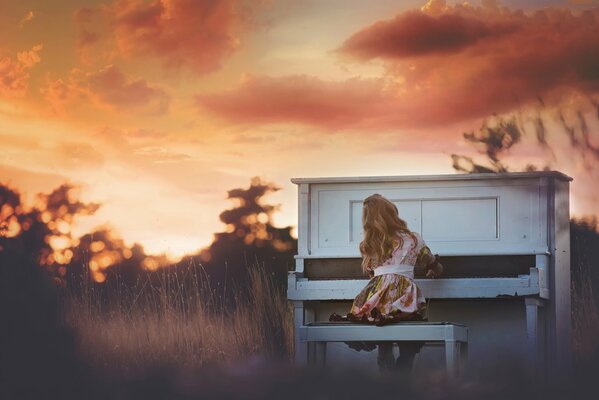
top-left (337, 9), bottom-right (519, 59)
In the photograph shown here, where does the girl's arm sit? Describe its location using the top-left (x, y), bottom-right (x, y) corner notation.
top-left (415, 242), bottom-right (443, 278)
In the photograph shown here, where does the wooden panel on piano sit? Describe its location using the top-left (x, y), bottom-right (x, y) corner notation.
top-left (312, 177), bottom-right (548, 257)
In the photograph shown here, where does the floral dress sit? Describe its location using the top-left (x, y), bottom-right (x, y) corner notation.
top-left (330, 232), bottom-right (436, 323)
top-left (329, 231), bottom-right (437, 352)
top-left (352, 231), bottom-right (435, 320)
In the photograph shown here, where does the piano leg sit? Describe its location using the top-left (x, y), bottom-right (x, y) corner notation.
top-left (294, 300), bottom-right (315, 365)
top-left (525, 296), bottom-right (546, 381)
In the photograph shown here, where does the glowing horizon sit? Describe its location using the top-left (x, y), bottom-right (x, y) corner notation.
top-left (2, 0), bottom-right (599, 261)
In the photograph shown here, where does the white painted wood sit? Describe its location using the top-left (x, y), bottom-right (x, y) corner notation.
top-left (536, 255), bottom-right (550, 299)
top-left (548, 179), bottom-right (572, 376)
top-left (299, 323), bottom-right (468, 341)
top-left (526, 299), bottom-right (538, 370)
top-left (422, 198), bottom-right (497, 241)
top-left (306, 342), bottom-right (327, 366)
top-left (316, 342), bottom-right (326, 366)
top-left (296, 183), bottom-right (311, 271)
top-left (307, 340), bottom-right (315, 364)
top-left (300, 323), bottom-right (468, 378)
top-left (289, 170), bottom-right (573, 380)
top-left (525, 296), bottom-right (546, 380)
top-left (309, 180), bottom-right (549, 257)
top-left (288, 270), bottom-right (540, 300)
top-left (294, 258), bottom-right (305, 276)
top-left (295, 249), bottom-right (551, 258)
top-left (293, 300), bottom-right (307, 364)
top-left (290, 171), bottom-right (571, 184)
top-left (445, 340), bottom-right (459, 378)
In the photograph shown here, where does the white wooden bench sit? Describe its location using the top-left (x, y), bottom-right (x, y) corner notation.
top-left (288, 171), bottom-right (572, 380)
top-left (300, 321), bottom-right (468, 378)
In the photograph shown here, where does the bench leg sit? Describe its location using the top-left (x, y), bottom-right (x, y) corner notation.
top-left (445, 340), bottom-right (460, 379)
top-left (307, 341), bottom-right (315, 365)
top-left (316, 342), bottom-right (327, 366)
top-left (307, 341), bottom-right (326, 366)
top-left (459, 340), bottom-right (468, 374)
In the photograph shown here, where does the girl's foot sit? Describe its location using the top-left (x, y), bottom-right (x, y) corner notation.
top-left (329, 312), bottom-right (345, 322)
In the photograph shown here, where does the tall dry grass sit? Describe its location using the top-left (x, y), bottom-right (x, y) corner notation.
top-left (61, 261), bottom-right (294, 376)
top-left (60, 243), bottom-right (599, 380)
top-left (570, 223), bottom-right (599, 364)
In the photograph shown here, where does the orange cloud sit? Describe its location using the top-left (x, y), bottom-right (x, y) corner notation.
top-left (198, 1), bottom-right (599, 130)
top-left (19, 11), bottom-right (35, 29)
top-left (73, 7), bottom-right (118, 66)
top-left (42, 64), bottom-right (170, 115)
top-left (57, 142), bottom-right (105, 169)
top-left (75, 0), bottom-right (268, 74)
top-left (0, 44), bottom-right (43, 98)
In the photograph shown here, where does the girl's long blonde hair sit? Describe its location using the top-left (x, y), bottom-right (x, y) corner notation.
top-left (359, 193), bottom-right (417, 274)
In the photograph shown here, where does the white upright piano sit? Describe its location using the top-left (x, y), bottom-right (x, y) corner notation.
top-left (288, 171), bottom-right (572, 379)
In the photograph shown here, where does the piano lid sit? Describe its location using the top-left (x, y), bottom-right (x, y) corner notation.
top-left (290, 170), bottom-right (573, 184)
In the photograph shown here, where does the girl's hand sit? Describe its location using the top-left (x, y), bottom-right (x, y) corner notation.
top-left (425, 256), bottom-right (443, 279)
top-left (425, 265), bottom-right (442, 279)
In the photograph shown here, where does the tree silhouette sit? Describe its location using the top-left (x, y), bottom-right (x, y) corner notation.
top-left (1, 183), bottom-right (98, 285)
top-left (0, 181), bottom-right (150, 287)
top-left (450, 115), bottom-right (526, 174)
top-left (450, 98), bottom-right (599, 174)
top-left (2, 175), bottom-right (297, 303)
top-left (191, 176), bottom-right (297, 307)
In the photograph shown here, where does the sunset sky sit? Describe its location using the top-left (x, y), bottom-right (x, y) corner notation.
top-left (1, 0), bottom-right (598, 261)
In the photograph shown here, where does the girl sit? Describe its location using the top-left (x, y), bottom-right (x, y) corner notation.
top-left (329, 193), bottom-right (443, 373)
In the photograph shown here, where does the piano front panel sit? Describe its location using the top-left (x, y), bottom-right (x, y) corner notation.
top-left (310, 178), bottom-right (547, 257)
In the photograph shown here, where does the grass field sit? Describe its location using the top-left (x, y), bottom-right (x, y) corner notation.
top-left (61, 262), bottom-right (294, 377)
top-left (61, 258), bottom-right (599, 372)
top-left (55, 254), bottom-right (599, 398)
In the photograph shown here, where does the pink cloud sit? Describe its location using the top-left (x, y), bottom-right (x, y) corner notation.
top-left (337, 1), bottom-right (599, 116)
top-left (198, 2), bottom-right (599, 131)
top-left (75, 0), bottom-right (268, 74)
top-left (197, 74), bottom-right (402, 130)
top-left (337, 9), bottom-right (519, 60)
top-left (42, 64), bottom-right (170, 115)
top-left (0, 44), bottom-right (43, 98)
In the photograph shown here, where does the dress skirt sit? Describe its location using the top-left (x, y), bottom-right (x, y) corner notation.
top-left (351, 273), bottom-right (426, 319)
top-left (329, 273), bottom-right (427, 352)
